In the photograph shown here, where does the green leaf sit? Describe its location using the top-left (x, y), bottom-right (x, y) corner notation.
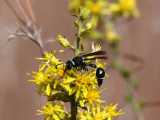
top-left (125, 94), bottom-right (132, 103)
top-left (121, 68), bottom-right (132, 80)
top-left (48, 92), bottom-right (71, 102)
top-left (138, 99), bottom-right (146, 110)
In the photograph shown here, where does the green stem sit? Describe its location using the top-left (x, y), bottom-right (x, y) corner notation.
top-left (124, 78), bottom-right (143, 120)
top-left (75, 34), bottom-right (81, 56)
top-left (70, 92), bottom-right (77, 120)
top-left (107, 15), bottom-right (144, 119)
top-left (112, 51), bottom-right (144, 120)
top-left (71, 15), bottom-right (83, 119)
top-left (75, 17), bottom-right (82, 56)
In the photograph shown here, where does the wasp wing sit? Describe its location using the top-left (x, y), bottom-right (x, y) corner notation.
top-left (81, 51), bottom-right (107, 57)
top-left (84, 56), bottom-right (108, 61)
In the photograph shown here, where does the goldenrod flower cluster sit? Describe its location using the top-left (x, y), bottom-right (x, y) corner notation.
top-left (28, 40), bottom-right (123, 119)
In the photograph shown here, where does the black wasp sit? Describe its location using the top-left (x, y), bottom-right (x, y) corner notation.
top-left (64, 51), bottom-right (108, 86)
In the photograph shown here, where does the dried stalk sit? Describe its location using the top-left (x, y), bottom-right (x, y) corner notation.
top-left (4, 0), bottom-right (68, 114)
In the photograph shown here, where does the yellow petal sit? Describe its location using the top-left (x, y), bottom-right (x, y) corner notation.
top-left (46, 84), bottom-right (51, 96)
top-left (76, 89), bottom-right (80, 98)
top-left (52, 114), bottom-right (60, 120)
top-left (69, 86), bottom-right (77, 95)
top-left (108, 116), bottom-right (112, 120)
top-left (63, 84), bottom-right (71, 92)
top-left (64, 77), bottom-right (76, 83)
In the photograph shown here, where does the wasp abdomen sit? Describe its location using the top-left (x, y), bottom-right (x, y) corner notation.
top-left (96, 67), bottom-right (105, 78)
top-left (96, 67), bottom-right (105, 86)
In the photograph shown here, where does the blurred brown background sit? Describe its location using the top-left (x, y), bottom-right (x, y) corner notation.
top-left (0, 0), bottom-right (160, 120)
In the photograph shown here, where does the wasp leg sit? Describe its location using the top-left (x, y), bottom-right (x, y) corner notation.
top-left (87, 64), bottom-right (97, 69)
top-left (85, 67), bottom-right (88, 71)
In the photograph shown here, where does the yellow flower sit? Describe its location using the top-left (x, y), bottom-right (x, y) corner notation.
top-left (95, 59), bottom-right (107, 69)
top-left (37, 102), bottom-right (65, 120)
top-left (28, 70), bottom-right (63, 95)
top-left (28, 51), bottom-right (65, 95)
top-left (36, 51), bottom-right (61, 71)
top-left (84, 88), bottom-right (106, 112)
top-left (28, 71), bottom-right (52, 85)
top-left (92, 42), bottom-right (101, 52)
top-left (105, 104), bottom-right (124, 120)
top-left (85, 0), bottom-right (110, 15)
top-left (79, 104), bottom-right (124, 120)
top-left (78, 104), bottom-right (107, 120)
top-left (106, 30), bottom-right (120, 44)
top-left (63, 71), bottom-right (97, 99)
top-left (78, 110), bottom-right (92, 120)
top-left (85, 42), bottom-right (102, 64)
top-left (85, 0), bottom-right (111, 28)
top-left (92, 105), bottom-right (107, 120)
top-left (110, 0), bottom-right (140, 17)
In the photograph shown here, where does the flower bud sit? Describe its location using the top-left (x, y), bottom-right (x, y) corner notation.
top-left (80, 8), bottom-right (90, 21)
top-left (74, 20), bottom-right (79, 27)
top-left (56, 34), bottom-right (72, 48)
top-left (85, 21), bottom-right (93, 30)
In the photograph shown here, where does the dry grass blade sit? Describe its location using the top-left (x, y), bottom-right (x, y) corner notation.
top-left (16, 0), bottom-right (29, 21)
top-left (25, 0), bottom-right (36, 22)
top-left (4, 0), bottom-right (25, 25)
top-left (4, 0), bottom-right (45, 57)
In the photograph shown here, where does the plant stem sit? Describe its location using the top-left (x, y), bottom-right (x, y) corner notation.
top-left (105, 15), bottom-right (144, 120)
top-left (75, 16), bottom-right (83, 56)
top-left (112, 46), bottom-right (144, 120)
top-left (75, 34), bottom-right (81, 56)
top-left (123, 77), bottom-right (144, 120)
top-left (71, 92), bottom-right (77, 120)
top-left (71, 14), bottom-right (84, 119)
